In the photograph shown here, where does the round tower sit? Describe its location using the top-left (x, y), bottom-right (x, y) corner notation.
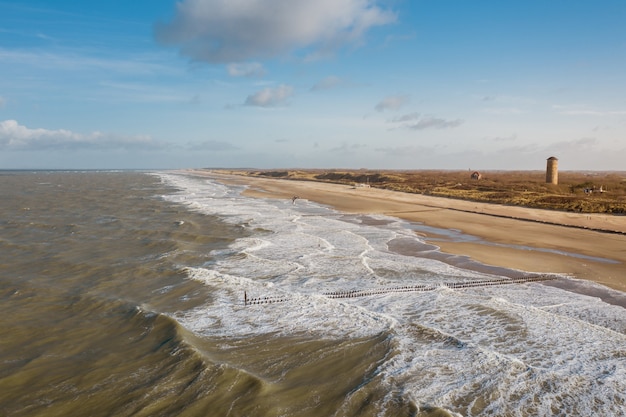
top-left (546, 156), bottom-right (558, 184)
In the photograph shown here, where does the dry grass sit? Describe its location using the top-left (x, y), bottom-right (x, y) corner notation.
top-left (217, 169), bottom-right (626, 214)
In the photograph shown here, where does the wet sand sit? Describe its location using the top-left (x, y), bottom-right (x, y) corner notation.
top-left (192, 170), bottom-right (626, 293)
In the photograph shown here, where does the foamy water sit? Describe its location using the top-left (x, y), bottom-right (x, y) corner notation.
top-left (158, 172), bottom-right (626, 416)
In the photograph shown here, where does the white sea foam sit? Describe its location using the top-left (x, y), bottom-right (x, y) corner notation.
top-left (157, 172), bottom-right (626, 416)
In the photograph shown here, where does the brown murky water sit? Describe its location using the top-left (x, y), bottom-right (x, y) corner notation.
top-left (0, 172), bottom-right (414, 417)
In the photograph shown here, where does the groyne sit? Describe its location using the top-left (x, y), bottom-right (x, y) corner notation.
top-left (244, 274), bottom-right (558, 306)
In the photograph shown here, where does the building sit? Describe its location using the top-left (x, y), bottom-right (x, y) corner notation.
top-left (546, 156), bottom-right (558, 184)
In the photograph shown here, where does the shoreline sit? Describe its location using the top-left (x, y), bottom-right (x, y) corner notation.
top-left (188, 170), bottom-right (626, 294)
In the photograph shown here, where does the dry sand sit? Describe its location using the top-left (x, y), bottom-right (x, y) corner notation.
top-left (190, 170), bottom-right (626, 293)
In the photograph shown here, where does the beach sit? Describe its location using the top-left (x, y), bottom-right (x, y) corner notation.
top-left (197, 170), bottom-right (626, 293)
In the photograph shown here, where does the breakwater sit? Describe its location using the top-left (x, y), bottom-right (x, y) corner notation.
top-left (244, 274), bottom-right (558, 306)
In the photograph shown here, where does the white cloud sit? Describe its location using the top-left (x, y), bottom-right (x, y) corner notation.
top-left (388, 113), bottom-right (464, 130)
top-left (559, 110), bottom-right (603, 116)
top-left (244, 84), bottom-right (294, 107)
top-left (375, 95), bottom-right (409, 112)
top-left (187, 140), bottom-right (239, 151)
top-left (545, 137), bottom-right (598, 152)
top-left (374, 145), bottom-right (436, 157)
top-left (389, 112), bottom-right (420, 123)
top-left (486, 134), bottom-right (517, 142)
top-left (407, 116), bottom-right (463, 130)
top-left (329, 142), bottom-right (367, 154)
top-left (0, 119), bottom-right (163, 151)
top-left (480, 107), bottom-right (523, 115)
top-left (155, 0), bottom-right (396, 63)
top-left (0, 48), bottom-right (176, 76)
top-left (555, 107), bottom-right (626, 116)
top-left (311, 75), bottom-right (344, 91)
top-left (226, 62), bottom-right (265, 77)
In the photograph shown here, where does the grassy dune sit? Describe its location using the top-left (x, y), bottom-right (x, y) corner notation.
top-left (218, 169), bottom-right (626, 214)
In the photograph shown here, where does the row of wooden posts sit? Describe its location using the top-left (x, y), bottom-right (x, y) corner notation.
top-left (243, 274), bottom-right (557, 306)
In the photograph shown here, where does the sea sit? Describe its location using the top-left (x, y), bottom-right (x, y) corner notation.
top-left (1, 170), bottom-right (625, 417)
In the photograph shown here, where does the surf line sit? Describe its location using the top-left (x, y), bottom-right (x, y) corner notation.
top-left (243, 274), bottom-right (558, 306)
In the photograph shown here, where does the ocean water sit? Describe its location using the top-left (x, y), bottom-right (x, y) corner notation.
top-left (1, 170), bottom-right (624, 417)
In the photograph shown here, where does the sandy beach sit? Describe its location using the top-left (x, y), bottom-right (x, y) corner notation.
top-left (192, 170), bottom-right (626, 293)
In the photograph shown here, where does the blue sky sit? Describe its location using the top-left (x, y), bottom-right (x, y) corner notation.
top-left (1, 0), bottom-right (625, 170)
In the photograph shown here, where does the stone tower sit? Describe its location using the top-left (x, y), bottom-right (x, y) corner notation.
top-left (546, 156), bottom-right (558, 184)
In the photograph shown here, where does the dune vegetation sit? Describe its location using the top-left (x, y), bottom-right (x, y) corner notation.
top-left (219, 169), bottom-right (626, 214)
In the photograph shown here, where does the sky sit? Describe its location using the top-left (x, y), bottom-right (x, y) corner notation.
top-left (0, 0), bottom-right (625, 170)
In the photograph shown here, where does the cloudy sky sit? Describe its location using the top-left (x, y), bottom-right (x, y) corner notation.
top-left (1, 0), bottom-right (625, 170)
